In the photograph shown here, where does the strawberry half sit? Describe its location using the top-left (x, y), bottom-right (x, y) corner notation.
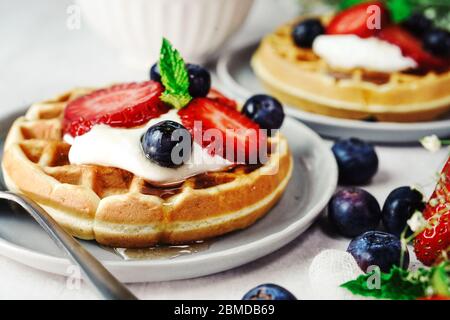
top-left (414, 157), bottom-right (450, 266)
top-left (377, 26), bottom-right (449, 71)
top-left (207, 88), bottom-right (238, 109)
top-left (178, 98), bottom-right (265, 163)
top-left (63, 81), bottom-right (169, 136)
top-left (326, 1), bottom-right (389, 38)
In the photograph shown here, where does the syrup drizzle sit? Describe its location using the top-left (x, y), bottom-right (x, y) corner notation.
top-left (110, 240), bottom-right (210, 260)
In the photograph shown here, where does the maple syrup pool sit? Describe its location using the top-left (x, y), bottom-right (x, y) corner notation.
top-left (104, 240), bottom-right (210, 260)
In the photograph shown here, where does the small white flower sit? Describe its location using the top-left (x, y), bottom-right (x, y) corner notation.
top-left (407, 211), bottom-right (427, 233)
top-left (420, 135), bottom-right (442, 153)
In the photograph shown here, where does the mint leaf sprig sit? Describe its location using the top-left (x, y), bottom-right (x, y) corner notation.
top-left (341, 262), bottom-right (449, 300)
top-left (341, 209), bottom-right (450, 300)
top-left (158, 38), bottom-right (192, 110)
top-left (338, 0), bottom-right (412, 22)
top-left (341, 265), bottom-right (432, 300)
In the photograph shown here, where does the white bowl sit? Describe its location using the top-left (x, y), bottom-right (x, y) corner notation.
top-left (77, 0), bottom-right (255, 66)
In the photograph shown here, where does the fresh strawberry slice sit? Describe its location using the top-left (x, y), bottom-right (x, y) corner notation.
top-left (63, 81), bottom-right (169, 136)
top-left (178, 98), bottom-right (265, 163)
top-left (377, 26), bottom-right (449, 70)
top-left (207, 88), bottom-right (238, 109)
top-left (326, 1), bottom-right (389, 38)
top-left (414, 157), bottom-right (450, 266)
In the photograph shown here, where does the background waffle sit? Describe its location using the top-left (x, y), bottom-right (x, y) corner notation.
top-left (252, 19), bottom-right (450, 122)
top-left (1, 89), bottom-right (293, 248)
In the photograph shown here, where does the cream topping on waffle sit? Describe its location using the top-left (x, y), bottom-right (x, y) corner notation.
top-left (312, 35), bottom-right (418, 72)
top-left (64, 109), bottom-right (232, 185)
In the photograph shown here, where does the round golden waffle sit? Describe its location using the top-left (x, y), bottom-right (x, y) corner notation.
top-left (252, 19), bottom-right (450, 122)
top-left (1, 89), bottom-right (293, 248)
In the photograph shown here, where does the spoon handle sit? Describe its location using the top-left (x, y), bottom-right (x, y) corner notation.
top-left (0, 191), bottom-right (137, 300)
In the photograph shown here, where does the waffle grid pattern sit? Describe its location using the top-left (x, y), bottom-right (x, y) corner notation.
top-left (2, 88), bottom-right (292, 247)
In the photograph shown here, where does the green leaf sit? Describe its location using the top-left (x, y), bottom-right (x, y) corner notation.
top-left (341, 266), bottom-right (431, 300)
top-left (431, 262), bottom-right (450, 296)
top-left (160, 91), bottom-right (191, 110)
top-left (338, 0), bottom-right (414, 22)
top-left (339, 0), bottom-right (367, 10)
top-left (387, 0), bottom-right (413, 22)
top-left (158, 38), bottom-right (192, 109)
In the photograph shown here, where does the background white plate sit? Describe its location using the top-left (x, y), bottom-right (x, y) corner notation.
top-left (216, 43), bottom-right (450, 143)
top-left (0, 111), bottom-right (337, 283)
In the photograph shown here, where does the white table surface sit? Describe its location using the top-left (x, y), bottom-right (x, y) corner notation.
top-left (0, 0), bottom-right (448, 300)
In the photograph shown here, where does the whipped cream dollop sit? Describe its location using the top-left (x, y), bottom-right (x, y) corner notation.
top-left (65, 110), bottom-right (232, 185)
top-left (312, 35), bottom-right (417, 73)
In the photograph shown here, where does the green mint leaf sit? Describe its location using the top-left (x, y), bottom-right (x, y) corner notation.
top-left (158, 38), bottom-right (192, 109)
top-left (160, 91), bottom-right (191, 110)
top-left (387, 0), bottom-right (413, 22)
top-left (341, 266), bottom-right (430, 300)
top-left (338, 0), bottom-right (413, 22)
top-left (431, 262), bottom-right (450, 296)
top-left (339, 0), bottom-right (367, 10)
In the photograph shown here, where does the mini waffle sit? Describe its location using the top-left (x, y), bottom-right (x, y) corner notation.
top-left (252, 19), bottom-right (450, 122)
top-left (2, 89), bottom-right (293, 247)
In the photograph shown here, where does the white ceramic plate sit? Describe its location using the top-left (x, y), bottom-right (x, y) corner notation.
top-left (216, 43), bottom-right (450, 143)
top-left (0, 111), bottom-right (337, 283)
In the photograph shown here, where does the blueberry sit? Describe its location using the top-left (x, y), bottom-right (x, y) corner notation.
top-left (382, 186), bottom-right (425, 237)
top-left (332, 138), bottom-right (379, 185)
top-left (423, 28), bottom-right (450, 57)
top-left (347, 231), bottom-right (409, 273)
top-left (141, 120), bottom-right (192, 168)
top-left (402, 13), bottom-right (433, 36)
top-left (186, 64), bottom-right (211, 97)
top-left (328, 188), bottom-right (381, 237)
top-left (242, 95), bottom-right (285, 134)
top-left (150, 63), bottom-right (161, 82)
top-left (292, 19), bottom-right (324, 48)
top-left (242, 284), bottom-right (297, 300)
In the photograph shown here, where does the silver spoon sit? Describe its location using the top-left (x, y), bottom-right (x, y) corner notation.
top-left (0, 190), bottom-right (138, 300)
top-left (0, 111), bottom-right (136, 299)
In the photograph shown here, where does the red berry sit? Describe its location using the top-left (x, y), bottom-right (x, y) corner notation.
top-left (377, 26), bottom-right (449, 71)
top-left (63, 81), bottom-right (169, 136)
top-left (326, 1), bottom-right (389, 38)
top-left (207, 88), bottom-right (238, 109)
top-left (414, 157), bottom-right (450, 266)
top-left (178, 98), bottom-right (266, 163)
top-left (418, 295), bottom-right (450, 300)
